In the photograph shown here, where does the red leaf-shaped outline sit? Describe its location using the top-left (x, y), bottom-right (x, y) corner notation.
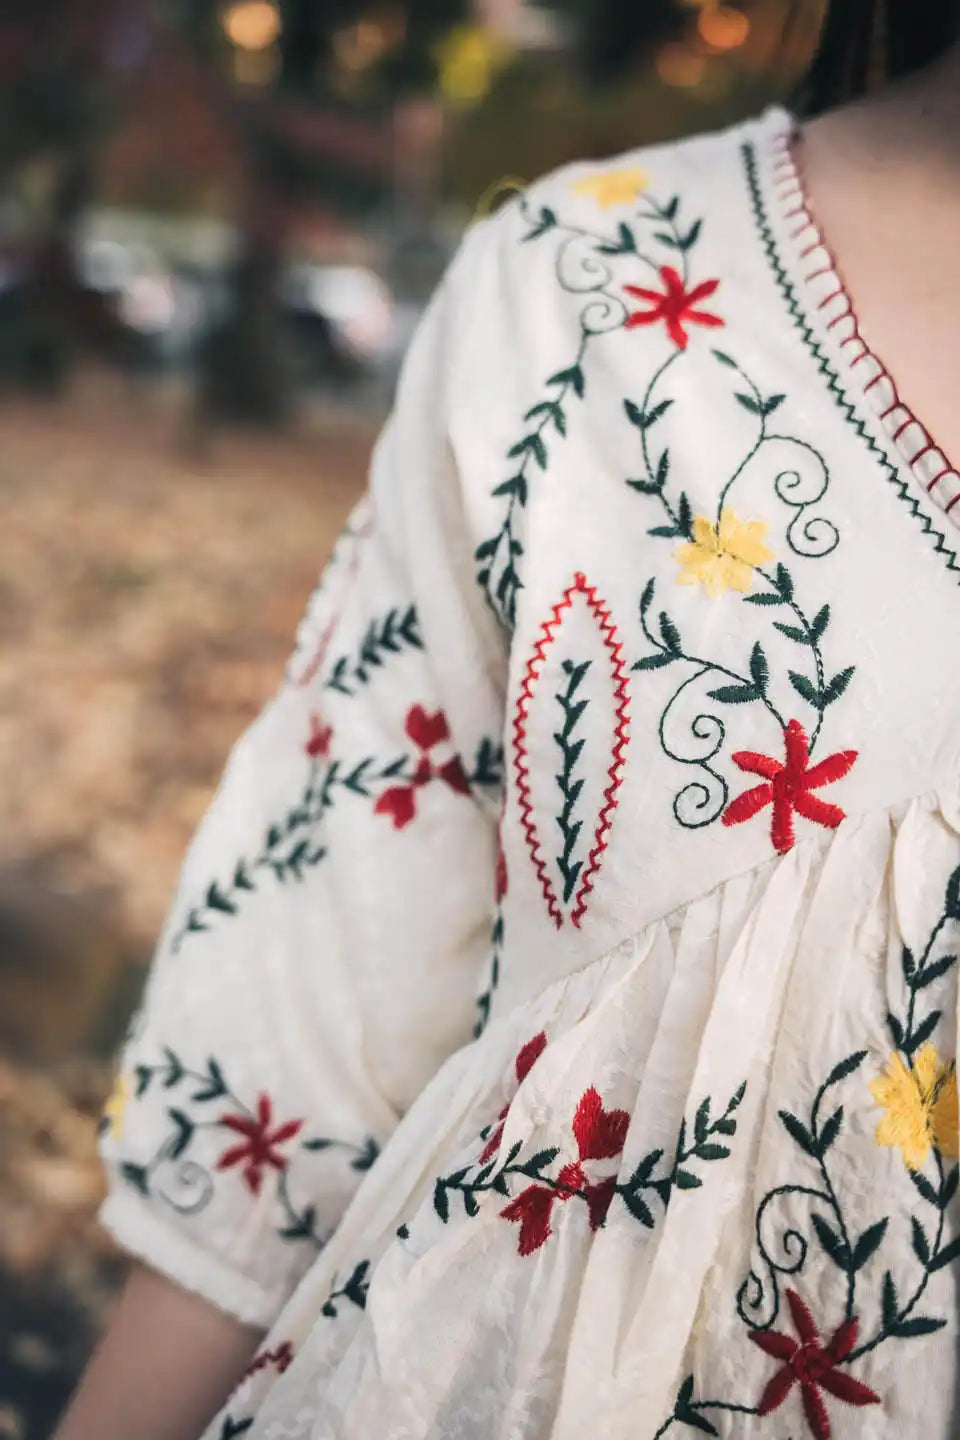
top-left (512, 573), bottom-right (630, 928)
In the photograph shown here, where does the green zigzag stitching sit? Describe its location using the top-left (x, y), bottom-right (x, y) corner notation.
top-left (741, 140), bottom-right (960, 583)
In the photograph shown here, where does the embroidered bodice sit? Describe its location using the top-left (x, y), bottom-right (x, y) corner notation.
top-left (99, 108), bottom-right (960, 1440)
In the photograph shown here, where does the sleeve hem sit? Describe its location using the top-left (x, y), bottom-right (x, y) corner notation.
top-left (99, 1190), bottom-right (284, 1330)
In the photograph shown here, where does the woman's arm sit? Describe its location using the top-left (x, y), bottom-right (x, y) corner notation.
top-left (53, 1264), bottom-right (262, 1440)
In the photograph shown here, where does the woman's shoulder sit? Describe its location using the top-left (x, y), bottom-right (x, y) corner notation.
top-left (450, 106), bottom-right (791, 282)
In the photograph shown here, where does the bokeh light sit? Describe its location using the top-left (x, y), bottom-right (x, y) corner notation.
top-left (222, 1), bottom-right (281, 53)
top-left (698, 5), bottom-right (751, 51)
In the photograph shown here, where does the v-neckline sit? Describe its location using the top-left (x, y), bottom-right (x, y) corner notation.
top-left (762, 109), bottom-right (960, 533)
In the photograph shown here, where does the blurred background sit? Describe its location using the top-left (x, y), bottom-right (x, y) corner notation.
top-left (0, 2), bottom-right (825, 1434)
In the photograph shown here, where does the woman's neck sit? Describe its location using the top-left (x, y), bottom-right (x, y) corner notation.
top-left (793, 40), bottom-right (960, 473)
top-left (807, 41), bottom-right (960, 174)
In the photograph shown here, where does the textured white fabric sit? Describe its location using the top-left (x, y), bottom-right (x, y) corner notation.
top-left (99, 108), bottom-right (960, 1438)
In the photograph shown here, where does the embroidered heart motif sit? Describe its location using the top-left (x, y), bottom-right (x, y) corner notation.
top-left (406, 704), bottom-right (451, 752)
top-left (374, 785), bottom-right (417, 830)
top-left (573, 1087), bottom-right (630, 1161)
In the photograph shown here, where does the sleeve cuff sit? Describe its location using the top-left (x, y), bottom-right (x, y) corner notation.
top-left (99, 1190), bottom-right (285, 1330)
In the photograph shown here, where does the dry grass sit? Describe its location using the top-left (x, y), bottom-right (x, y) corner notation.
top-left (0, 373), bottom-right (372, 1437)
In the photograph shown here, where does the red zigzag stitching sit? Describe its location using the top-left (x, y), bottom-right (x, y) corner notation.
top-left (512, 572), bottom-right (631, 930)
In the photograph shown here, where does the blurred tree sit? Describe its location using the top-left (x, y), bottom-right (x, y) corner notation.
top-left (556, 0), bottom-right (684, 85)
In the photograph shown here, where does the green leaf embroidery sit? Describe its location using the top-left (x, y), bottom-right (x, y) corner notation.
top-left (930, 1236), bottom-right (960, 1272)
top-left (778, 1108), bottom-right (817, 1157)
top-left (749, 642), bottom-right (769, 695)
top-left (821, 665), bottom-right (855, 707)
top-left (707, 684), bottom-right (759, 704)
top-left (823, 1051), bottom-right (868, 1089)
top-left (659, 611), bottom-right (682, 655)
top-left (912, 954), bottom-right (957, 989)
top-left (167, 1108), bottom-right (194, 1161)
top-left (743, 590), bottom-right (784, 606)
top-left (789, 670), bottom-right (821, 709)
top-left (120, 1161), bottom-right (150, 1194)
top-left (817, 1105), bottom-right (843, 1155)
top-left (849, 1218), bottom-right (888, 1272)
top-left (773, 622), bottom-right (810, 644)
top-left (911, 1216), bottom-right (931, 1267)
top-left (811, 1213), bottom-right (849, 1270)
top-left (945, 864), bottom-right (960, 919)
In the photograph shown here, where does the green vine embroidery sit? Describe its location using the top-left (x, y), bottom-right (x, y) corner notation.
top-left (477, 189), bottom-right (704, 629)
top-left (617, 1084), bottom-right (746, 1228)
top-left (653, 864), bottom-right (960, 1439)
top-left (554, 658), bottom-right (591, 904)
top-left (171, 751), bottom-right (409, 950)
top-left (474, 902), bottom-right (503, 1039)
top-left (626, 341), bottom-right (854, 837)
top-left (110, 1049), bottom-right (379, 1251)
top-left (172, 732), bottom-right (502, 949)
top-left (320, 1259), bottom-right (371, 1318)
top-left (325, 605), bottom-right (422, 696)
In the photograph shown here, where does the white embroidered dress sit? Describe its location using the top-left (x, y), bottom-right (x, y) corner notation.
top-left (99, 107), bottom-right (960, 1440)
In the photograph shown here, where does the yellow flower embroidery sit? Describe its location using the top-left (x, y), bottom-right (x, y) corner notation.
top-left (675, 510), bottom-right (773, 598)
top-left (572, 168), bottom-right (648, 208)
top-left (870, 1045), bottom-right (959, 1171)
top-left (102, 1072), bottom-right (132, 1140)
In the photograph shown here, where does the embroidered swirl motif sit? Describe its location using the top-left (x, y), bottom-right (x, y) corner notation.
top-left (742, 139), bottom-right (960, 583)
top-left (653, 863), bottom-right (960, 1440)
top-left (104, 1049), bottom-right (380, 1250)
top-left (476, 189), bottom-right (706, 629)
top-left (627, 340), bottom-right (856, 848)
top-left (512, 573), bottom-right (630, 928)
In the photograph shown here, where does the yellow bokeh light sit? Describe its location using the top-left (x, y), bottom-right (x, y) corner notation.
top-left (655, 42), bottom-right (707, 88)
top-left (697, 5), bottom-right (751, 52)
top-left (435, 25), bottom-right (511, 107)
top-left (223, 1), bottom-right (281, 53)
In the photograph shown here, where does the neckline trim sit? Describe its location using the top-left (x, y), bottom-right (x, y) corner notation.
top-left (764, 116), bottom-right (960, 531)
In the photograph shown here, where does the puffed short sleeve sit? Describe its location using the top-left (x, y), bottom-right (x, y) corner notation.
top-left (98, 235), bottom-right (507, 1327)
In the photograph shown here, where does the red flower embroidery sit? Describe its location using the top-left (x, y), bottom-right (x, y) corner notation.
top-left (501, 1161), bottom-right (582, 1255)
top-left (217, 1094), bottom-right (304, 1195)
top-left (582, 1174), bottom-right (618, 1231)
top-left (500, 1085), bottom-right (630, 1254)
top-left (374, 705), bottom-right (471, 830)
top-left (480, 1032), bottom-right (547, 1164)
top-left (243, 1340), bottom-right (294, 1381)
top-left (624, 266), bottom-right (724, 350)
top-left (572, 1087), bottom-right (630, 1161)
top-left (405, 704), bottom-right (450, 750)
top-left (305, 716), bottom-right (333, 759)
top-left (749, 1289), bottom-right (880, 1440)
top-left (722, 719), bottom-right (857, 855)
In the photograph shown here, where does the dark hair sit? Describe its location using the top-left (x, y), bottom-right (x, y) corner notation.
top-left (802, 0), bottom-right (960, 113)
